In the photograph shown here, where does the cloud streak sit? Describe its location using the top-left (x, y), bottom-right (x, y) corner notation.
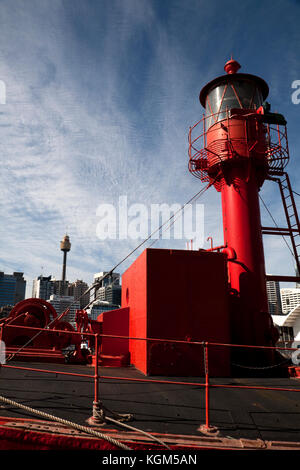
top-left (0, 0), bottom-right (299, 297)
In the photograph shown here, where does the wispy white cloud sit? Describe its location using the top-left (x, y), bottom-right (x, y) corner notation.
top-left (0, 0), bottom-right (299, 299)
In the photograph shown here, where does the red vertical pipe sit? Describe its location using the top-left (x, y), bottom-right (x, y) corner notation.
top-left (203, 342), bottom-right (210, 429)
top-left (0, 324), bottom-right (4, 363)
top-left (221, 166), bottom-right (270, 346)
top-left (94, 333), bottom-right (99, 404)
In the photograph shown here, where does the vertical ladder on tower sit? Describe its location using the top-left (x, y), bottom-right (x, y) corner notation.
top-left (278, 173), bottom-right (300, 275)
top-left (264, 172), bottom-right (300, 277)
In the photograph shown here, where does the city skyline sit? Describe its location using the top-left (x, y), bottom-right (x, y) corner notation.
top-left (0, 1), bottom-right (299, 296)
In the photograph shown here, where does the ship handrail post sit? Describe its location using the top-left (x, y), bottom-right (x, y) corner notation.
top-left (204, 341), bottom-right (210, 429)
top-left (198, 341), bottom-right (219, 436)
top-left (0, 323), bottom-right (4, 364)
top-left (94, 333), bottom-right (99, 404)
top-left (87, 332), bottom-right (105, 425)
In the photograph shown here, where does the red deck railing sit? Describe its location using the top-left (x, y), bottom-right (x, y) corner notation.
top-left (0, 322), bottom-right (299, 434)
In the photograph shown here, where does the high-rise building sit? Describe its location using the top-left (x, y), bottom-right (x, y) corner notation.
top-left (266, 280), bottom-right (282, 315)
top-left (0, 272), bottom-right (26, 307)
top-left (0, 305), bottom-right (13, 319)
top-left (32, 275), bottom-right (54, 300)
top-left (280, 288), bottom-right (300, 315)
top-left (68, 280), bottom-right (90, 309)
top-left (48, 294), bottom-right (80, 326)
top-left (88, 300), bottom-right (120, 321)
top-left (52, 279), bottom-right (69, 297)
top-left (93, 272), bottom-right (121, 306)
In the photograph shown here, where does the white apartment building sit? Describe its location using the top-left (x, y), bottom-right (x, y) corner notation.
top-left (280, 288), bottom-right (300, 315)
top-left (272, 304), bottom-right (300, 348)
top-left (48, 294), bottom-right (80, 326)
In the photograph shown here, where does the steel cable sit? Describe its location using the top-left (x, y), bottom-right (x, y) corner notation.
top-left (103, 415), bottom-right (171, 450)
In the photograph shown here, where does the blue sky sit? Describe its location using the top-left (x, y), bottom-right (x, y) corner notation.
top-left (0, 0), bottom-right (299, 297)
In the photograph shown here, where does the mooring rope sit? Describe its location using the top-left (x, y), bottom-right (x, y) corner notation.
top-left (0, 394), bottom-right (131, 451)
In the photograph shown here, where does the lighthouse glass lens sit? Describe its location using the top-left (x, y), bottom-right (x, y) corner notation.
top-left (205, 79), bottom-right (264, 128)
top-left (205, 83), bottom-right (239, 126)
top-left (221, 85), bottom-right (239, 112)
top-left (233, 80), bottom-right (263, 109)
top-left (205, 84), bottom-right (225, 116)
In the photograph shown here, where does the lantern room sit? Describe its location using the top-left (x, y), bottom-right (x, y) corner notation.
top-left (200, 58), bottom-right (269, 128)
top-left (189, 59), bottom-right (289, 189)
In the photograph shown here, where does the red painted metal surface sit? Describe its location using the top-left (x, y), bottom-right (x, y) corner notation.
top-left (0, 416), bottom-right (299, 451)
top-left (97, 307), bottom-right (130, 360)
top-left (121, 248), bottom-right (231, 376)
top-left (220, 171), bottom-right (274, 347)
top-left (122, 249), bottom-right (148, 374)
top-left (94, 333), bottom-right (99, 404)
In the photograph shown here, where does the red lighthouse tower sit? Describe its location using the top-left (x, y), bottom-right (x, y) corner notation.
top-left (189, 59), bottom-right (294, 357)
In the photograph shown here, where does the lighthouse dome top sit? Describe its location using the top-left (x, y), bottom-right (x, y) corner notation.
top-left (224, 58), bottom-right (241, 74)
top-left (199, 59), bottom-right (269, 108)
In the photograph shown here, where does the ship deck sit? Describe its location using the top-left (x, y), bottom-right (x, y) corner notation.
top-left (0, 361), bottom-right (299, 449)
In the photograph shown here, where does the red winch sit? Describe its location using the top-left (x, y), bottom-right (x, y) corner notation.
top-left (0, 298), bottom-right (100, 364)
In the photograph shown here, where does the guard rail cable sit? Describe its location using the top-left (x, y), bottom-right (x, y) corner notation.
top-left (231, 357), bottom-right (292, 370)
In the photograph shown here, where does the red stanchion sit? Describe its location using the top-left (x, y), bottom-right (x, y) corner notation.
top-left (198, 342), bottom-right (219, 436)
top-left (87, 333), bottom-right (105, 426)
